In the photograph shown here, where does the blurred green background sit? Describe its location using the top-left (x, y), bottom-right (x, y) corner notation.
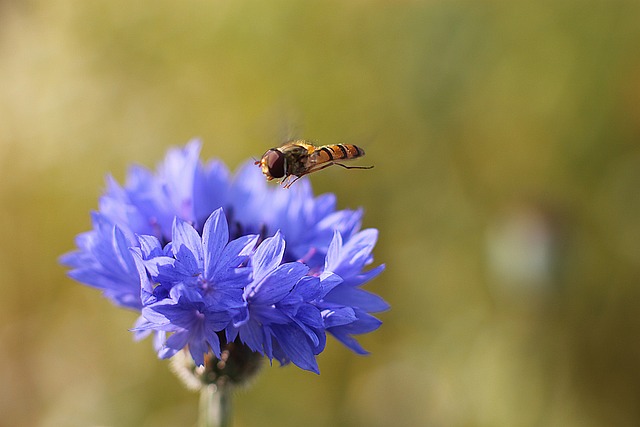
top-left (2, 0), bottom-right (640, 426)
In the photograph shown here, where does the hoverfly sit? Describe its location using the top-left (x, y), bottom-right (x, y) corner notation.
top-left (256, 139), bottom-right (373, 188)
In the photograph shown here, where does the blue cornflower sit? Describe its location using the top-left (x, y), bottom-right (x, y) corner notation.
top-left (133, 209), bottom-right (257, 365)
top-left (226, 231), bottom-right (336, 374)
top-left (319, 230), bottom-right (387, 354)
top-left (61, 140), bottom-right (387, 375)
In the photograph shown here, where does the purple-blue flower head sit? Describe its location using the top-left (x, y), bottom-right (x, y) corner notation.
top-left (61, 140), bottom-right (388, 373)
top-left (226, 231), bottom-right (328, 373)
top-left (59, 213), bottom-right (142, 311)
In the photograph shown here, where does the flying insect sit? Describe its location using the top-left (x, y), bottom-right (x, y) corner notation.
top-left (256, 140), bottom-right (373, 188)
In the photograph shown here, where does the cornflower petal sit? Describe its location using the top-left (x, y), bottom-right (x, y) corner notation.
top-left (171, 217), bottom-right (204, 267)
top-left (251, 231), bottom-right (285, 284)
top-left (162, 331), bottom-right (191, 359)
top-left (270, 324), bottom-right (320, 374)
top-left (280, 275), bottom-right (323, 305)
top-left (202, 208), bottom-right (229, 281)
top-left (323, 270), bottom-right (389, 312)
top-left (136, 234), bottom-right (166, 258)
top-left (211, 234), bottom-right (258, 286)
top-left (193, 159), bottom-right (230, 226)
top-left (236, 318), bottom-right (265, 353)
top-left (328, 310), bottom-right (382, 355)
top-left (322, 306), bottom-right (357, 328)
top-left (290, 304), bottom-right (324, 330)
top-left (319, 271), bottom-right (343, 296)
top-left (158, 140), bottom-right (202, 223)
top-left (249, 262), bottom-right (308, 305)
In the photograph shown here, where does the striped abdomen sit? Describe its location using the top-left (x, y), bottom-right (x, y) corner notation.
top-left (312, 144), bottom-right (366, 164)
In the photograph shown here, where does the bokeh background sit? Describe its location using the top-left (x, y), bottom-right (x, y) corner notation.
top-left (2, 1), bottom-right (640, 426)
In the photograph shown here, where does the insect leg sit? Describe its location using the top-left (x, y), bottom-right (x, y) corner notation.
top-left (283, 175), bottom-right (303, 188)
top-left (305, 162), bottom-right (338, 173)
top-left (333, 163), bottom-right (374, 170)
top-left (281, 162), bottom-right (372, 189)
top-left (280, 175), bottom-right (294, 188)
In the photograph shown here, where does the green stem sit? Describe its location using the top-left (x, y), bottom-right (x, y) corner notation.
top-left (199, 383), bottom-right (233, 427)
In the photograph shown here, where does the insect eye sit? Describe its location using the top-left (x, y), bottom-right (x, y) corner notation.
top-left (265, 149), bottom-right (285, 178)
